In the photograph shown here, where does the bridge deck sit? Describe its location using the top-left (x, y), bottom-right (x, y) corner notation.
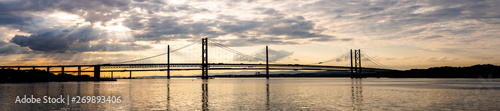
top-left (0, 63), bottom-right (397, 72)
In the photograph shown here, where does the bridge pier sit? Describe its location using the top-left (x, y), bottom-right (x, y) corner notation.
top-left (78, 66), bottom-right (81, 76)
top-left (351, 49), bottom-right (362, 78)
top-left (129, 71), bottom-right (132, 79)
top-left (32, 67), bottom-right (35, 70)
top-left (61, 67), bottom-right (64, 75)
top-left (17, 67), bottom-right (20, 70)
top-left (94, 65), bottom-right (100, 81)
top-left (111, 72), bottom-right (113, 79)
top-left (47, 67), bottom-right (50, 73)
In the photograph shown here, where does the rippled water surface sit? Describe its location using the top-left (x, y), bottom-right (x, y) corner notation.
top-left (1, 78), bottom-right (500, 110)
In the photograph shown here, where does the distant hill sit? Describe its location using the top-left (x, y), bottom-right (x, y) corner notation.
top-left (388, 64), bottom-right (500, 78)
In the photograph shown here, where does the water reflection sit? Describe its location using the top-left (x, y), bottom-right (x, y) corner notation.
top-left (351, 79), bottom-right (363, 111)
top-left (2, 78), bottom-right (500, 110)
top-left (94, 83), bottom-right (100, 96)
top-left (128, 80), bottom-right (133, 110)
top-left (202, 79), bottom-right (208, 111)
top-left (266, 79), bottom-right (270, 110)
top-left (167, 79), bottom-right (170, 110)
top-left (76, 82), bottom-right (81, 96)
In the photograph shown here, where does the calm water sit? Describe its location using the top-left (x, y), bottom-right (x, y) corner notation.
top-left (1, 78), bottom-right (500, 110)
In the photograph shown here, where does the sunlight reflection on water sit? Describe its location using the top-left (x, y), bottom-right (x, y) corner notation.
top-left (1, 78), bottom-right (500, 110)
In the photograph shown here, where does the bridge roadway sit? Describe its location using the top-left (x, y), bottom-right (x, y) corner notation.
top-left (0, 63), bottom-right (396, 72)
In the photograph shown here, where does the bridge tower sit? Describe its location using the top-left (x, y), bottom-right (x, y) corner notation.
top-left (266, 46), bottom-right (269, 79)
top-left (167, 45), bottom-right (170, 79)
top-left (202, 38), bottom-right (209, 79)
top-left (94, 65), bottom-right (100, 81)
top-left (351, 49), bottom-right (362, 78)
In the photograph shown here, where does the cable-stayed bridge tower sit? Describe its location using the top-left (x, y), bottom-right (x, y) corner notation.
top-left (202, 38), bottom-right (209, 79)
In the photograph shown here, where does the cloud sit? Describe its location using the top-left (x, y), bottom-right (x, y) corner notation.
top-left (121, 6), bottom-right (336, 45)
top-left (9, 26), bottom-right (151, 53)
top-left (419, 35), bottom-right (444, 40)
top-left (0, 41), bottom-right (30, 54)
top-left (428, 56), bottom-right (459, 62)
top-left (233, 49), bottom-right (293, 62)
top-left (0, 12), bottom-right (31, 26)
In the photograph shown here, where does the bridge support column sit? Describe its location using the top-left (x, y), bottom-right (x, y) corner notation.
top-left (129, 71), bottom-right (132, 79)
top-left (32, 67), bottom-right (35, 70)
top-left (78, 66), bottom-right (81, 76)
top-left (167, 45), bottom-right (170, 79)
top-left (17, 67), bottom-right (20, 70)
top-left (47, 67), bottom-right (50, 73)
top-left (94, 65), bottom-right (100, 81)
top-left (266, 46), bottom-right (269, 79)
top-left (352, 49), bottom-right (362, 78)
top-left (350, 49), bottom-right (353, 79)
top-left (111, 72), bottom-right (113, 79)
top-left (61, 67), bottom-right (64, 75)
top-left (201, 38), bottom-right (208, 79)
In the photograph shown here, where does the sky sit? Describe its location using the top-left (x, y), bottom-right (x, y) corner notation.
top-left (1, 0), bottom-right (500, 76)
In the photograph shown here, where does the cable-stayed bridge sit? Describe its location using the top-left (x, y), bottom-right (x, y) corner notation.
top-left (0, 38), bottom-right (397, 80)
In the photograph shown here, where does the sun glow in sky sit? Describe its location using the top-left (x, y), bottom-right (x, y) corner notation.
top-left (1, 0), bottom-right (500, 76)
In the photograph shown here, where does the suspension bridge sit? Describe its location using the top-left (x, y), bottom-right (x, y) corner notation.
top-left (0, 38), bottom-right (397, 80)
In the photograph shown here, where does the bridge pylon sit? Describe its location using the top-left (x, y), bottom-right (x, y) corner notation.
top-left (94, 65), bottom-right (100, 81)
top-left (167, 45), bottom-right (170, 79)
top-left (202, 38), bottom-right (209, 79)
top-left (351, 49), bottom-right (362, 78)
top-left (266, 46), bottom-right (269, 79)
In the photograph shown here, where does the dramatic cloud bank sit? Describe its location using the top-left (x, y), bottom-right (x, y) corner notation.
top-left (0, 0), bottom-right (499, 68)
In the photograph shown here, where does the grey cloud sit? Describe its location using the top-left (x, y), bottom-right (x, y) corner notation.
top-left (134, 0), bottom-right (147, 2)
top-left (11, 33), bottom-right (70, 52)
top-left (49, 0), bottom-right (132, 23)
top-left (69, 42), bottom-right (152, 52)
top-left (0, 0), bottom-right (132, 24)
top-left (420, 35), bottom-right (444, 40)
top-left (0, 41), bottom-right (30, 54)
top-left (405, 28), bottom-right (427, 34)
top-left (427, 56), bottom-right (459, 62)
top-left (433, 26), bottom-right (478, 35)
top-left (220, 20), bottom-right (262, 33)
top-left (125, 16), bottom-right (218, 40)
top-left (262, 16), bottom-right (325, 39)
top-left (9, 26), bottom-right (151, 53)
top-left (209, 37), bottom-right (299, 47)
top-left (122, 6), bottom-right (336, 46)
top-left (0, 12), bottom-right (31, 26)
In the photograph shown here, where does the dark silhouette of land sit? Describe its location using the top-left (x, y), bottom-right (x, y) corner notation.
top-left (287, 64), bottom-right (499, 78)
top-left (386, 64), bottom-right (500, 78)
top-left (0, 69), bottom-right (116, 83)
